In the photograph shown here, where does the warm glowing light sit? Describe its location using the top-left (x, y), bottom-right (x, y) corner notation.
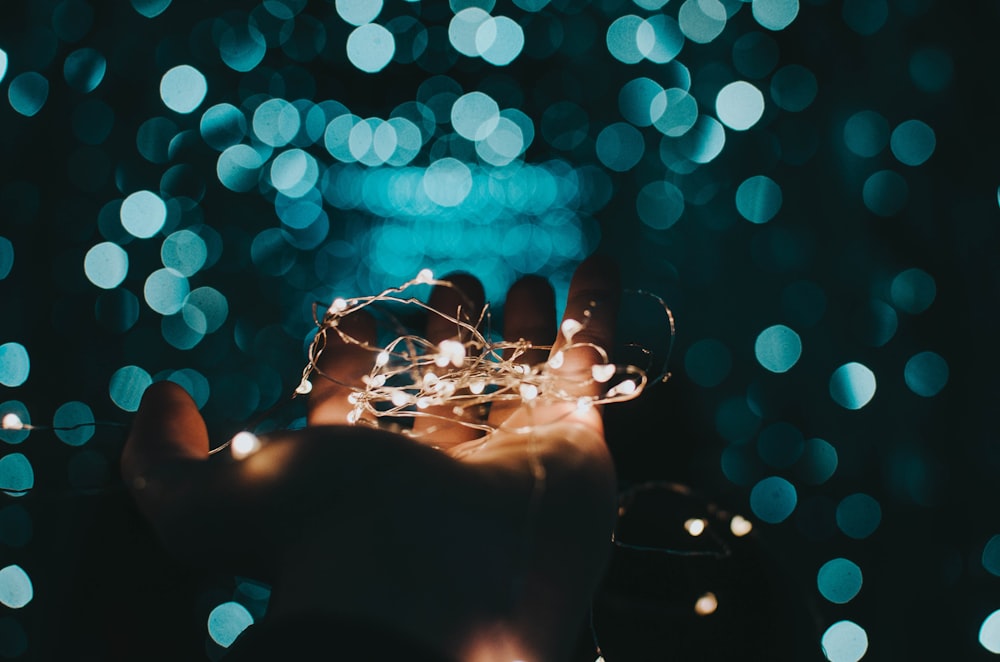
top-left (230, 431), bottom-right (261, 460)
top-left (1, 413), bottom-right (22, 430)
top-left (684, 518), bottom-right (707, 536)
top-left (548, 351), bottom-right (565, 369)
top-left (519, 383), bottom-right (539, 401)
top-left (592, 364), bottom-right (616, 383)
top-left (329, 297), bottom-right (348, 314)
top-left (730, 515), bottom-right (753, 537)
top-left (469, 380), bottom-right (485, 394)
top-left (415, 268), bottom-right (434, 284)
top-left (560, 318), bottom-right (583, 340)
top-left (391, 391), bottom-right (410, 407)
top-left (694, 591), bottom-right (718, 615)
top-left (436, 339), bottom-right (466, 367)
top-left (295, 378), bottom-right (312, 394)
top-left (375, 351), bottom-right (390, 367)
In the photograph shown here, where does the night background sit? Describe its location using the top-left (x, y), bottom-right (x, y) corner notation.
top-left (0, 0), bottom-right (997, 659)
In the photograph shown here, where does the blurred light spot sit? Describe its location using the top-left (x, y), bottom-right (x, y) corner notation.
top-left (137, 116), bottom-right (178, 164)
top-left (477, 116), bottom-right (524, 166)
top-left (162, 311), bottom-right (204, 349)
top-left (254, 98), bottom-right (301, 147)
top-left (0, 237), bottom-right (12, 280)
top-left (752, 0), bottom-right (799, 31)
top-left (144, 268), bottom-right (189, 314)
top-left (736, 175), bottom-right (782, 223)
top-left (851, 299), bottom-right (897, 347)
top-left (160, 65), bottom-right (207, 114)
top-left (890, 267), bottom-right (935, 314)
top-left (0, 403), bottom-right (29, 445)
top-left (96, 288), bottom-right (140, 333)
top-left (684, 338), bottom-right (731, 388)
top-left (716, 81), bottom-right (764, 131)
top-left (208, 601), bottom-right (254, 647)
top-left (678, 116), bottom-right (725, 163)
top-left (0, 454), bottom-right (33, 494)
top-left (694, 592), bottom-right (718, 615)
top-left (638, 15), bottom-right (683, 63)
top-left (423, 158), bottom-right (472, 206)
top-left (770, 64), bottom-right (817, 111)
top-left (121, 190), bottom-right (167, 239)
top-left (732, 32), bottom-right (779, 79)
top-left (890, 119), bottom-right (935, 166)
top-left (336, 0), bottom-right (383, 26)
top-left (477, 16), bottom-right (524, 66)
top-left (0, 344), bottom-right (29, 388)
top-left (619, 77), bottom-right (663, 127)
top-left (818, 558), bottom-right (862, 604)
top-left (8, 72), bottom-right (49, 117)
top-left (730, 515), bottom-right (753, 536)
top-left (131, 0), bottom-right (171, 17)
top-left (654, 88), bottom-right (698, 137)
top-left (750, 475), bottom-right (797, 523)
top-left (0, 566), bottom-right (32, 608)
top-left (684, 518), bottom-right (706, 536)
top-left (909, 47), bottom-right (952, 93)
top-left (161, 230), bottom-right (208, 277)
top-left (270, 149), bottom-right (318, 196)
top-left (0, 49), bottom-right (6, 83)
top-left (829, 362), bottom-right (876, 410)
top-left (452, 92), bottom-right (500, 140)
top-left (842, 0), bottom-right (887, 35)
top-left (904, 351), bottom-right (948, 397)
top-left (218, 22), bottom-right (266, 72)
top-left (201, 103), bottom-right (247, 151)
top-left (983, 536), bottom-right (1000, 577)
top-left (607, 15), bottom-right (645, 64)
top-left (53, 401), bottom-right (95, 446)
top-left (862, 170), bottom-right (907, 216)
top-left (821, 620), bottom-right (868, 662)
top-left (63, 48), bottom-right (106, 93)
top-left (678, 0), bottom-right (726, 45)
top-left (596, 123), bottom-right (644, 172)
top-left (84, 242), bottom-right (129, 289)
top-left (217, 145), bottom-right (265, 192)
top-left (449, 8), bottom-right (491, 56)
top-left (0, 506), bottom-right (31, 547)
top-left (109, 366), bottom-right (152, 412)
top-left (757, 422), bottom-right (804, 468)
top-left (754, 324), bottom-right (801, 373)
top-left (844, 110), bottom-right (888, 157)
top-left (347, 23), bottom-right (395, 73)
top-left (836, 493), bottom-right (881, 539)
top-left (637, 180), bottom-right (684, 230)
top-left (797, 438), bottom-right (838, 485)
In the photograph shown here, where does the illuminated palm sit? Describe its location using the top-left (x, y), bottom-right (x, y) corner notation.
top-left (122, 257), bottom-right (620, 662)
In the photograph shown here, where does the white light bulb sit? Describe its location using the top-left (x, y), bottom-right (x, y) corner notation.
top-left (519, 383), bottom-right (539, 401)
top-left (415, 268), bottom-right (434, 284)
top-left (469, 380), bottom-right (485, 395)
top-left (328, 297), bottom-right (348, 314)
top-left (295, 378), bottom-right (312, 395)
top-left (547, 351), bottom-right (564, 369)
top-left (684, 518), bottom-right (707, 536)
top-left (375, 351), bottom-right (390, 367)
top-left (592, 364), bottom-right (615, 383)
top-left (423, 372), bottom-right (438, 387)
top-left (694, 592), bottom-right (718, 616)
top-left (1, 413), bottom-right (22, 430)
top-left (391, 391), bottom-right (411, 407)
top-left (560, 318), bottom-right (583, 340)
top-left (617, 379), bottom-right (637, 395)
top-left (730, 515), bottom-right (753, 537)
top-left (231, 431), bottom-right (261, 460)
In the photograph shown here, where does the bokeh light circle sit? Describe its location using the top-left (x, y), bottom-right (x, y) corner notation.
top-left (716, 81), bottom-right (765, 131)
top-left (890, 119), bottom-right (935, 166)
top-left (829, 362), bottom-right (876, 410)
top-left (207, 601), bottom-right (254, 647)
top-left (109, 366), bottom-right (152, 412)
top-left (836, 493), bottom-right (881, 539)
top-left (752, 0), bottom-right (799, 31)
top-left (53, 401), bottom-right (95, 446)
top-left (904, 351), bottom-right (948, 397)
top-left (144, 268), bottom-right (190, 315)
top-left (347, 23), bottom-right (395, 73)
top-left (0, 454), bottom-right (34, 494)
top-left (0, 344), bottom-right (30, 388)
top-left (121, 190), bottom-right (167, 239)
top-left (750, 476), bottom-right (797, 523)
top-left (862, 170), bottom-right (908, 217)
top-left (84, 242), bottom-right (128, 289)
top-left (754, 324), bottom-right (801, 373)
top-left (821, 620), bottom-right (868, 662)
top-left (890, 268), bottom-right (936, 314)
top-left (736, 175), bottom-right (782, 224)
top-left (0, 565), bottom-right (32, 609)
top-left (817, 558), bottom-right (863, 604)
top-left (159, 65), bottom-right (207, 114)
top-left (8, 72), bottom-right (50, 117)
top-left (637, 180), bottom-right (684, 230)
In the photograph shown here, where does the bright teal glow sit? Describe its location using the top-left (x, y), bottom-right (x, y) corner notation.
top-left (638, 15), bottom-right (683, 63)
top-left (0, 237), bottom-right (12, 280)
top-left (750, 476), bottom-right (797, 523)
top-left (0, 49), bottom-right (7, 83)
top-left (821, 620), bottom-right (868, 662)
top-left (217, 144), bottom-right (265, 192)
top-left (336, 0), bottom-right (383, 26)
top-left (53, 401), bottom-right (95, 447)
top-left (201, 103), bottom-right (247, 151)
top-left (798, 438), bottom-right (838, 485)
top-left (109, 366), bottom-right (152, 412)
top-left (136, 116), bottom-right (178, 164)
top-left (162, 310), bottom-right (204, 349)
top-left (0, 344), bottom-right (29, 388)
top-left (890, 119), bottom-right (935, 166)
top-left (684, 338), bottom-right (731, 388)
top-left (161, 230), bottom-right (208, 277)
top-left (160, 65), bottom-right (207, 114)
top-left (8, 73), bottom-right (49, 117)
top-left (85, 242), bottom-right (129, 289)
top-left (121, 190), bottom-right (166, 239)
top-left (477, 117), bottom-right (524, 166)
top-left (862, 170), bottom-right (908, 216)
top-left (185, 287), bottom-right (229, 333)
top-left (449, 8), bottom-right (491, 57)
top-left (477, 16), bottom-right (525, 66)
top-left (0, 403), bottom-right (29, 445)
top-left (386, 117), bottom-right (422, 165)
top-left (654, 88), bottom-right (698, 137)
top-left (131, 0), bottom-right (171, 18)
top-left (502, 224), bottom-right (552, 272)
top-left (423, 158), bottom-right (472, 207)
top-left (637, 180), bottom-right (684, 230)
top-left (982, 611), bottom-right (1000, 653)
top-left (270, 149), bottom-right (318, 196)
top-left (736, 175), bottom-right (782, 223)
top-left (144, 268), bottom-right (189, 315)
top-left (983, 536), bottom-right (1000, 577)
top-left (829, 362), bottom-right (876, 410)
top-left (716, 81), bottom-right (764, 131)
top-left (619, 78), bottom-right (664, 127)
top-left (757, 422), bottom-right (804, 468)
top-left (0, 455), bottom-right (33, 495)
top-left (218, 23), bottom-right (266, 72)
top-left (842, 0), bottom-right (887, 36)
top-left (347, 23), bottom-right (395, 73)
top-left (167, 369), bottom-right (211, 409)
top-left (836, 493), bottom-right (881, 539)
top-left (904, 351), bottom-right (948, 397)
top-left (844, 110), bottom-right (888, 157)
top-left (325, 114), bottom-right (362, 162)
top-left (452, 92), bottom-right (500, 141)
top-left (207, 601), bottom-right (254, 647)
top-left (890, 267), bottom-right (935, 313)
top-left (770, 64), bottom-right (817, 111)
top-left (253, 98), bottom-right (300, 148)
top-left (0, 566), bottom-right (32, 609)
top-left (752, 0), bottom-right (799, 31)
top-left (596, 123), bottom-right (644, 172)
top-left (754, 324), bottom-right (801, 373)
top-left (677, 0), bottom-right (726, 45)
top-left (606, 15), bottom-right (645, 64)
top-left (63, 48), bottom-right (106, 93)
top-left (678, 116), bottom-right (725, 163)
top-left (817, 558), bottom-right (862, 604)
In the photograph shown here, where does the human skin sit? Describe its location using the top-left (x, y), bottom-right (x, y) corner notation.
top-left (121, 256), bottom-right (621, 661)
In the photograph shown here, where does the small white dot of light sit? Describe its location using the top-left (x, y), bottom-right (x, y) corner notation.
top-left (391, 391), bottom-right (411, 407)
top-left (328, 297), bottom-right (348, 314)
top-left (295, 378), bottom-right (313, 395)
top-left (684, 518), bottom-right (707, 536)
top-left (375, 351), bottom-right (390, 367)
top-left (694, 592), bottom-right (718, 616)
top-left (520, 383), bottom-right (539, 401)
top-left (617, 379), bottom-right (637, 395)
top-left (452, 406), bottom-right (464, 416)
top-left (416, 397), bottom-right (432, 409)
top-left (560, 318), bottom-right (583, 340)
top-left (438, 339), bottom-right (466, 367)
top-left (547, 351), bottom-right (564, 369)
top-left (438, 381), bottom-right (456, 397)
top-left (415, 268), bottom-right (434, 284)
top-left (469, 380), bottom-right (485, 394)
top-left (371, 374), bottom-right (386, 387)
top-left (424, 372), bottom-right (439, 387)
top-left (346, 409), bottom-right (359, 424)
top-left (592, 364), bottom-right (616, 383)
top-left (347, 392), bottom-right (361, 404)
top-left (730, 515), bottom-right (753, 537)
top-left (1, 413), bottom-right (23, 430)
top-left (231, 431), bottom-right (261, 460)
top-left (596, 657), bottom-right (606, 662)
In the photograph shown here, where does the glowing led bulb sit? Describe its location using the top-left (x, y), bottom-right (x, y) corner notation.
top-left (415, 268), bottom-right (434, 284)
top-left (694, 592), bottom-right (718, 615)
top-left (560, 318), bottom-right (583, 340)
top-left (295, 378), bottom-right (312, 395)
top-left (592, 364), bottom-right (615, 383)
top-left (1, 413), bottom-right (23, 430)
top-left (730, 515), bottom-right (753, 537)
top-left (423, 372), bottom-right (439, 388)
top-left (519, 383), bottom-right (539, 401)
top-left (416, 397), bottom-right (432, 409)
top-left (328, 297), bottom-right (348, 314)
top-left (346, 409), bottom-right (359, 424)
top-left (231, 431), bottom-right (261, 460)
top-left (547, 351), bottom-right (565, 369)
top-left (469, 380), bottom-right (485, 394)
top-left (576, 397), bottom-right (593, 413)
top-left (391, 391), bottom-right (411, 407)
top-left (375, 351), bottom-right (390, 367)
top-left (617, 379), bottom-right (637, 395)
top-left (371, 374), bottom-right (386, 387)
top-left (436, 339), bottom-right (465, 368)
top-left (684, 518), bottom-right (707, 536)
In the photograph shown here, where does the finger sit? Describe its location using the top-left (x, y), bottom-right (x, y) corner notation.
top-left (488, 275), bottom-right (556, 428)
top-left (411, 273), bottom-right (486, 446)
top-left (308, 309), bottom-right (379, 426)
top-left (122, 381), bottom-right (209, 484)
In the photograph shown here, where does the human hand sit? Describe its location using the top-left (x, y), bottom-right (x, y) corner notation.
top-left (121, 256), bottom-right (620, 662)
